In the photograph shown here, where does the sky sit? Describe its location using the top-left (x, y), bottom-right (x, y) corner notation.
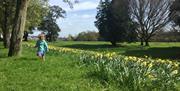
top-left (49, 0), bottom-right (99, 37)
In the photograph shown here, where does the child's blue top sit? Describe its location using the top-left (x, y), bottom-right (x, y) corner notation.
top-left (35, 40), bottom-right (48, 52)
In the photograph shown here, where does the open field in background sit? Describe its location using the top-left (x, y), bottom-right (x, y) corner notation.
top-left (49, 41), bottom-right (180, 60)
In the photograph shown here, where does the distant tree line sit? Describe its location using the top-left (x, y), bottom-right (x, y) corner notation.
top-left (151, 29), bottom-right (180, 42)
top-left (64, 29), bottom-right (180, 42)
top-left (66, 31), bottom-right (100, 41)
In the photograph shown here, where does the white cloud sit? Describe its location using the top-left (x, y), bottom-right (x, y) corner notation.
top-left (49, 0), bottom-right (99, 37)
top-left (81, 14), bottom-right (94, 19)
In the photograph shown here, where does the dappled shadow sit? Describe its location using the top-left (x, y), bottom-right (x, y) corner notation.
top-left (0, 52), bottom-right (8, 59)
top-left (0, 55), bottom-right (8, 58)
top-left (61, 44), bottom-right (122, 50)
top-left (123, 47), bottom-right (180, 60)
top-left (0, 56), bottom-right (38, 61)
top-left (85, 71), bottom-right (109, 86)
top-left (17, 57), bottom-right (38, 61)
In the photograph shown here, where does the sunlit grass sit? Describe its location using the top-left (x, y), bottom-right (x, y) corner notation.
top-left (0, 43), bottom-right (117, 91)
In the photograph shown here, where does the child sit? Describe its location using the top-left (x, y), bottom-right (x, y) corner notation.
top-left (35, 34), bottom-right (48, 61)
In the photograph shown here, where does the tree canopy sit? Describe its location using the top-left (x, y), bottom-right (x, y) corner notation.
top-left (39, 5), bottom-right (66, 42)
top-left (95, 0), bottom-right (137, 46)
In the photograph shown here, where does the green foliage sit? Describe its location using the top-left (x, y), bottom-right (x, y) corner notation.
top-left (0, 0), bottom-right (48, 32)
top-left (0, 0), bottom-right (16, 29)
top-left (80, 53), bottom-right (180, 91)
top-left (39, 5), bottom-right (66, 42)
top-left (75, 31), bottom-right (99, 41)
top-left (26, 0), bottom-right (49, 31)
top-left (66, 34), bottom-right (75, 41)
top-left (95, 0), bottom-right (137, 46)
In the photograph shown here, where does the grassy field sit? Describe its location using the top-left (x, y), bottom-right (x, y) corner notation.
top-left (0, 41), bottom-right (180, 91)
top-left (50, 41), bottom-right (180, 60)
top-left (0, 43), bottom-right (118, 91)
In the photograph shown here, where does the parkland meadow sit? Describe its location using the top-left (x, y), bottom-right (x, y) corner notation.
top-left (0, 42), bottom-right (117, 91)
top-left (50, 41), bottom-right (180, 60)
top-left (0, 41), bottom-right (180, 91)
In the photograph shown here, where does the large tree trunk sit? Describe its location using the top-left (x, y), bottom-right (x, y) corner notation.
top-left (8, 0), bottom-right (29, 57)
top-left (1, 1), bottom-right (11, 48)
top-left (2, 30), bottom-right (10, 48)
top-left (145, 39), bottom-right (149, 46)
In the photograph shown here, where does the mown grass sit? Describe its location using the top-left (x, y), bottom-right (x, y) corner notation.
top-left (49, 41), bottom-right (180, 60)
top-left (0, 43), bottom-right (118, 91)
top-left (0, 41), bottom-right (180, 91)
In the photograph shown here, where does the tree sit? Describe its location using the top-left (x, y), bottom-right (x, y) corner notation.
top-left (128, 0), bottom-right (173, 46)
top-left (7, 0), bottom-right (73, 57)
top-left (111, 0), bottom-right (138, 43)
top-left (75, 31), bottom-right (99, 41)
top-left (23, 0), bottom-right (49, 41)
top-left (95, 0), bottom-right (136, 46)
top-left (170, 0), bottom-right (180, 27)
top-left (39, 5), bottom-right (65, 42)
top-left (67, 34), bottom-right (75, 41)
top-left (40, 19), bottom-right (61, 41)
top-left (0, 0), bottom-right (16, 48)
top-left (8, 0), bottom-right (30, 56)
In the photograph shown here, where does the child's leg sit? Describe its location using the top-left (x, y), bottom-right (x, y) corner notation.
top-left (42, 55), bottom-right (45, 61)
top-left (42, 52), bottom-right (45, 61)
top-left (37, 52), bottom-right (45, 61)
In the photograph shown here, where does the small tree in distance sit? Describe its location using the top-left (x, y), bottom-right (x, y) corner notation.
top-left (39, 5), bottom-right (65, 42)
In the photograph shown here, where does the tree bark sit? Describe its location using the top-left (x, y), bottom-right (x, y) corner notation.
top-left (111, 40), bottom-right (117, 46)
top-left (8, 0), bottom-right (29, 57)
top-left (145, 39), bottom-right (149, 46)
top-left (23, 31), bottom-right (29, 41)
top-left (140, 38), bottom-right (144, 46)
top-left (2, 29), bottom-right (10, 48)
top-left (2, 1), bottom-right (11, 48)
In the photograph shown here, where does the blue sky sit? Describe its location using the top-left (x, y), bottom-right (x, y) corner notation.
top-left (49, 0), bottom-right (99, 37)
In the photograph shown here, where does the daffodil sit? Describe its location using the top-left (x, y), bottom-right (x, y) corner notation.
top-left (171, 70), bottom-right (178, 75)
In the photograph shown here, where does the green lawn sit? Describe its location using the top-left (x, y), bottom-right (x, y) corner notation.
top-left (0, 43), bottom-right (118, 91)
top-left (0, 41), bottom-right (180, 91)
top-left (49, 41), bottom-right (180, 60)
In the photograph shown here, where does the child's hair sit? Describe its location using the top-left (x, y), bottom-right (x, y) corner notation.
top-left (38, 34), bottom-right (45, 40)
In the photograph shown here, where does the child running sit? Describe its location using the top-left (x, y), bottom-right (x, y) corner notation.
top-left (35, 34), bottom-right (48, 61)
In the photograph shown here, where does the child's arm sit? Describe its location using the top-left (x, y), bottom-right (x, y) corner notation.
top-left (34, 41), bottom-right (38, 48)
top-left (44, 41), bottom-right (48, 52)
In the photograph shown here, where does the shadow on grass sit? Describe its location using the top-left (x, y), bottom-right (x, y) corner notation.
top-left (17, 57), bottom-right (38, 61)
top-left (85, 70), bottom-right (109, 86)
top-left (61, 44), bottom-right (122, 50)
top-left (123, 47), bottom-right (180, 60)
top-left (0, 56), bottom-right (38, 61)
top-left (0, 55), bottom-right (8, 58)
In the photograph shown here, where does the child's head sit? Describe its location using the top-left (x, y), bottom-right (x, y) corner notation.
top-left (38, 34), bottom-right (45, 40)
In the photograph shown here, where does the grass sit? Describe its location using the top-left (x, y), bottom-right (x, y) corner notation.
top-left (49, 41), bottom-right (180, 60)
top-left (0, 43), bottom-right (118, 91)
top-left (0, 41), bottom-right (180, 90)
